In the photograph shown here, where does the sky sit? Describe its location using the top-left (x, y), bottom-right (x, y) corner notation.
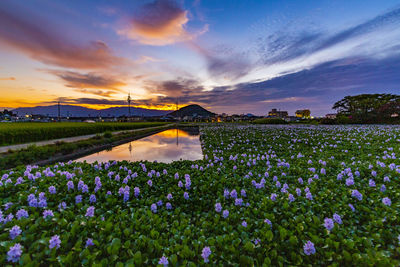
top-left (0, 0), bottom-right (400, 116)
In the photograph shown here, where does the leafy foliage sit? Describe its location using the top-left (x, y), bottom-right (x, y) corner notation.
top-left (333, 94), bottom-right (400, 123)
top-left (0, 125), bottom-right (400, 265)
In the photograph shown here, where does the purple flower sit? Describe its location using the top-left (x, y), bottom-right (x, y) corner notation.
top-left (157, 200), bottom-right (163, 206)
top-left (67, 181), bottom-right (74, 190)
top-left (235, 198), bottom-right (243, 206)
top-left (166, 202), bottom-right (172, 210)
top-left (383, 176), bottom-right (390, 182)
top-left (242, 221), bottom-right (247, 227)
top-left (43, 209), bottom-right (54, 219)
top-left (201, 246), bottom-right (211, 263)
top-left (16, 209), bottom-right (28, 220)
top-left (159, 256), bottom-right (168, 266)
top-left (296, 188), bottom-right (301, 196)
top-left (147, 180), bottom-right (153, 187)
top-left (38, 198), bottom-right (48, 208)
top-left (215, 203), bottom-right (222, 212)
top-left (224, 189), bottom-right (230, 198)
top-left (85, 206), bottom-right (95, 217)
top-left (380, 185), bottom-right (386, 192)
top-left (382, 197), bottom-right (391, 206)
top-left (241, 189), bottom-right (246, 197)
top-left (86, 238), bottom-right (94, 247)
top-left (58, 201), bottom-right (67, 211)
top-left (264, 219), bottom-right (272, 227)
top-left (89, 194), bottom-right (96, 203)
top-left (48, 186), bottom-right (56, 194)
top-left (184, 192), bottom-right (189, 200)
top-left (306, 192), bottom-right (313, 200)
top-left (345, 178), bottom-right (354, 186)
top-left (49, 235), bottom-right (61, 249)
top-left (351, 190), bottom-right (363, 201)
top-left (369, 179), bottom-right (376, 187)
top-left (333, 213), bottom-right (342, 224)
top-left (7, 243), bottom-right (22, 263)
top-left (134, 187), bottom-right (140, 197)
top-left (324, 218), bottom-right (334, 231)
top-left (222, 209), bottom-right (229, 218)
top-left (82, 184), bottom-right (88, 193)
top-left (349, 203), bottom-right (355, 212)
top-left (270, 193), bottom-right (277, 201)
top-left (288, 194), bottom-right (295, 202)
top-left (303, 240), bottom-right (316, 255)
top-left (151, 204), bottom-right (157, 213)
top-left (167, 193), bottom-right (173, 200)
top-left (9, 225), bottom-right (22, 240)
top-left (178, 181), bottom-right (183, 187)
top-left (75, 195), bottom-right (82, 204)
top-left (230, 189), bottom-right (238, 199)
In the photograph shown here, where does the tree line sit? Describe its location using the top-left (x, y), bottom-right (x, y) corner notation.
top-left (332, 94), bottom-right (400, 123)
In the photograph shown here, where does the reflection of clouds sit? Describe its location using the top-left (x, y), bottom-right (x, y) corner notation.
top-left (76, 129), bottom-right (203, 163)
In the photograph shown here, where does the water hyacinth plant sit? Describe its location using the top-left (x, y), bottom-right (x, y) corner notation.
top-left (0, 124), bottom-right (399, 265)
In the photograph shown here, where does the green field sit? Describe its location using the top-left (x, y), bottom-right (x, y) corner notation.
top-left (0, 122), bottom-right (168, 146)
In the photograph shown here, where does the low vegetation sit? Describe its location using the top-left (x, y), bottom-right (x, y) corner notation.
top-left (252, 118), bottom-right (287, 124)
top-left (0, 122), bottom-right (168, 146)
top-left (0, 125), bottom-right (399, 265)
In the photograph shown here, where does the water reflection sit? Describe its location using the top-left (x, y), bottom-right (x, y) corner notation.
top-left (76, 128), bottom-right (203, 164)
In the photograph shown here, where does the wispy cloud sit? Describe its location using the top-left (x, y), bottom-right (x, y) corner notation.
top-left (0, 77), bottom-right (16, 81)
top-left (118, 0), bottom-right (207, 45)
top-left (189, 42), bottom-right (253, 81)
top-left (0, 5), bottom-right (127, 69)
top-left (256, 7), bottom-right (400, 69)
top-left (45, 70), bottom-right (127, 97)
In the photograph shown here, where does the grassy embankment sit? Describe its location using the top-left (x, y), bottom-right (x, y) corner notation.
top-left (0, 123), bottom-right (171, 169)
top-left (0, 122), bottom-right (168, 146)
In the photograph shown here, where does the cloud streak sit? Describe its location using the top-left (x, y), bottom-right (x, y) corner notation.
top-left (118, 0), bottom-right (207, 45)
top-left (0, 5), bottom-right (127, 69)
top-left (257, 7), bottom-right (400, 67)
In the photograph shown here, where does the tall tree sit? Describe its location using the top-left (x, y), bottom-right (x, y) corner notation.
top-left (333, 94), bottom-right (400, 122)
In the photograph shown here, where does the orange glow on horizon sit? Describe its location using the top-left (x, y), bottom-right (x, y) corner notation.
top-left (1, 102), bottom-right (187, 111)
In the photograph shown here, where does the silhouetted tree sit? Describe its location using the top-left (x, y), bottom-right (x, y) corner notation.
top-left (333, 94), bottom-right (400, 122)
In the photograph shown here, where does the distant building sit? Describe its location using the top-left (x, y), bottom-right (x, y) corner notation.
top-left (325, 113), bottom-right (337, 119)
top-left (268, 108), bottom-right (288, 118)
top-left (295, 109), bottom-right (311, 118)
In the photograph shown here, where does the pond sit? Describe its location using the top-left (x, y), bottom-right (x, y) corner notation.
top-left (75, 128), bottom-right (203, 164)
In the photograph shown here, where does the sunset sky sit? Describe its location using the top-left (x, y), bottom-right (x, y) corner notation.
top-left (1, 0), bottom-right (400, 116)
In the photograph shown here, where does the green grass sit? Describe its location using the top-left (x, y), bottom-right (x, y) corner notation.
top-left (0, 122), bottom-right (168, 146)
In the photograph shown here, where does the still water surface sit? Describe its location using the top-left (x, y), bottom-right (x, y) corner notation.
top-left (75, 128), bottom-right (203, 164)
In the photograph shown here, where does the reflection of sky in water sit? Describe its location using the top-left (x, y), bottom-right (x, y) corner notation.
top-left (76, 129), bottom-right (203, 164)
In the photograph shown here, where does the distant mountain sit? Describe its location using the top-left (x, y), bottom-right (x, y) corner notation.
top-left (13, 105), bottom-right (170, 117)
top-left (168, 104), bottom-right (216, 117)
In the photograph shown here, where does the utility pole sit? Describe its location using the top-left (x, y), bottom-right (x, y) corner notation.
top-left (58, 100), bottom-right (61, 122)
top-left (127, 92), bottom-right (131, 117)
